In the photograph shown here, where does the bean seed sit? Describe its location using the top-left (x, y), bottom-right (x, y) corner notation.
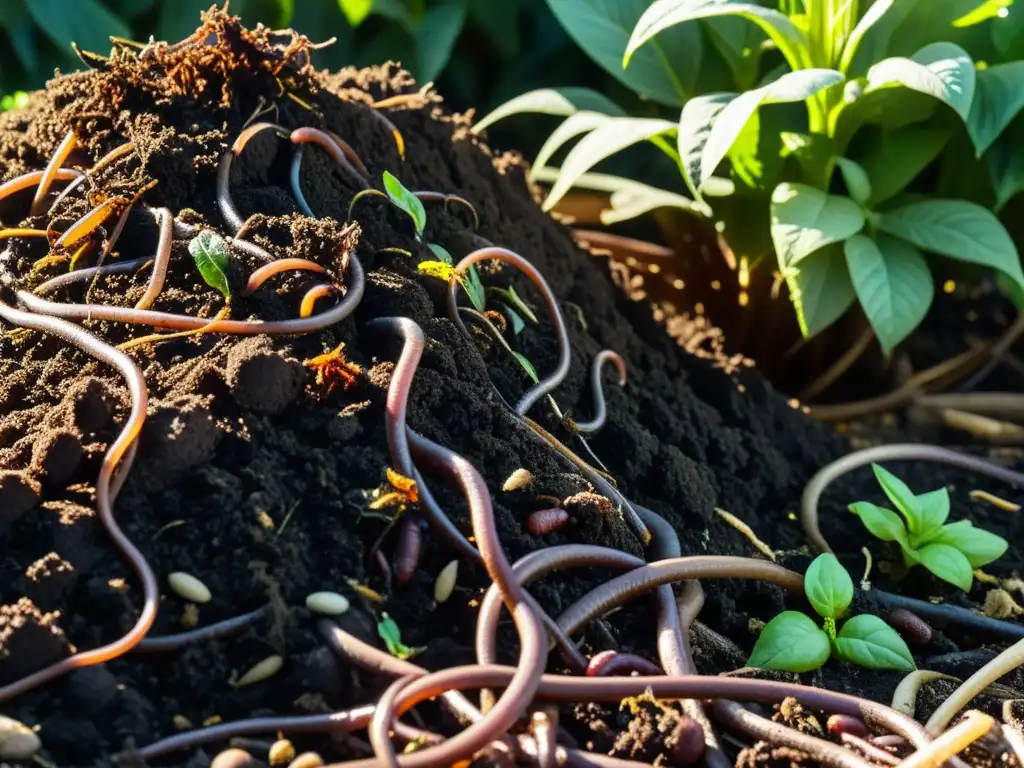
top-left (434, 560), bottom-right (459, 603)
top-left (168, 571), bottom-right (212, 603)
top-left (305, 591), bottom-right (350, 616)
top-left (232, 655), bottom-right (283, 687)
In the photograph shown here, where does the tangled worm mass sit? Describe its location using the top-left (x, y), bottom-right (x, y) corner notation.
top-left (1, 41), bottom-right (1022, 768)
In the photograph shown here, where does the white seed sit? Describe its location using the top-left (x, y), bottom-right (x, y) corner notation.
top-left (168, 572), bottom-right (212, 603)
top-left (288, 752), bottom-right (325, 768)
top-left (0, 715), bottom-right (41, 760)
top-left (502, 468), bottom-right (534, 492)
top-left (269, 738), bottom-right (296, 765)
top-left (232, 655), bottom-right (283, 687)
top-left (434, 560), bottom-right (459, 604)
top-left (305, 591), bottom-right (350, 616)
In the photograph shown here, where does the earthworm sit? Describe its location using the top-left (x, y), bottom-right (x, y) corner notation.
top-left (839, 733), bottom-right (901, 766)
top-left (218, 123), bottom-right (290, 232)
top-left (0, 299), bottom-right (157, 701)
top-left (531, 709), bottom-right (557, 768)
top-left (585, 650), bottom-right (663, 677)
top-left (827, 714), bottom-right (870, 739)
top-left (243, 257), bottom-right (328, 296)
top-left (0, 168), bottom-right (82, 205)
top-left (412, 191), bottom-right (479, 231)
top-left (300, 284), bottom-right (335, 318)
top-left (46, 141), bottom-right (135, 216)
top-left (926, 638), bottom-right (1024, 733)
top-left (134, 607), bottom-right (267, 652)
top-left (449, 247), bottom-right (570, 418)
top-left (16, 250), bottom-right (364, 334)
top-left (290, 148), bottom-right (316, 217)
top-left (393, 516), bottom-right (425, 586)
top-left (871, 589), bottom-right (1024, 639)
top-left (370, 674), bottom-right (419, 767)
top-left (94, 200), bottom-right (135, 265)
top-left (556, 556), bottom-right (804, 636)
top-left (323, 130), bottom-right (370, 177)
top-left (31, 129), bottom-right (77, 215)
top-left (366, 107), bottom-right (406, 159)
top-left (892, 670), bottom-right (957, 717)
top-left (573, 350), bottom-right (626, 434)
top-left (54, 197), bottom-right (121, 250)
top-left (291, 127), bottom-right (369, 190)
top-left (712, 700), bottom-right (873, 768)
top-left (525, 507), bottom-right (568, 535)
top-left (35, 256), bottom-right (152, 295)
top-left (910, 711), bottom-right (995, 767)
top-left (133, 207), bottom-right (173, 310)
top-left (801, 443), bottom-right (1024, 554)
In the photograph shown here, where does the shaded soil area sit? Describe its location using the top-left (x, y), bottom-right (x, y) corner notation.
top-left (0, 11), bottom-right (1020, 768)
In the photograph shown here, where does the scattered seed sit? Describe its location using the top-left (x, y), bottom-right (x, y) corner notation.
top-left (502, 468), bottom-right (534, 492)
top-left (434, 560), bottom-right (459, 603)
top-left (181, 603), bottom-right (199, 628)
top-left (211, 748), bottom-right (266, 768)
top-left (204, 715), bottom-right (224, 726)
top-left (526, 507), bottom-right (569, 536)
top-left (172, 714), bottom-right (193, 731)
top-left (346, 578), bottom-right (386, 603)
top-left (0, 715), bottom-right (41, 760)
top-left (269, 738), bottom-right (296, 766)
top-left (231, 655), bottom-right (283, 687)
top-left (305, 591), bottom-right (350, 616)
top-left (288, 752), bottom-right (325, 768)
top-left (888, 608), bottom-right (933, 645)
top-left (168, 571), bottom-right (212, 603)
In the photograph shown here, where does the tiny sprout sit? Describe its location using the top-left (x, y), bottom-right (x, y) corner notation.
top-left (377, 613), bottom-right (424, 660)
top-left (382, 172), bottom-right (426, 237)
top-left (188, 230), bottom-right (232, 300)
top-left (230, 654), bottom-right (283, 687)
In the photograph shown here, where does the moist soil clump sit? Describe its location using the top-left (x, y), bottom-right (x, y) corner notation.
top-left (0, 10), bottom-right (1020, 767)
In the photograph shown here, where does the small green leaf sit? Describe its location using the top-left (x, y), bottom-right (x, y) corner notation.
top-left (954, 0), bottom-right (1014, 27)
top-left (771, 183), bottom-right (865, 269)
top-left (464, 264), bottom-right (486, 313)
top-left (871, 464), bottom-right (921, 530)
top-left (934, 522), bottom-right (1009, 568)
top-left (835, 158), bottom-right (871, 205)
top-left (849, 501), bottom-right (912, 548)
top-left (804, 554), bottom-right (854, 619)
top-left (838, 0), bottom-right (897, 73)
top-left (511, 351), bottom-right (541, 383)
top-left (844, 234), bottom-right (932, 355)
top-left (783, 243), bottom-right (857, 338)
top-left (426, 243), bottom-right (454, 264)
top-left (916, 543), bottom-right (975, 591)
top-left (188, 231), bottom-right (231, 300)
top-left (414, 0), bottom-right (469, 82)
top-left (867, 42), bottom-right (976, 123)
top-left (747, 611), bottom-right (832, 673)
top-left (878, 199), bottom-right (1024, 294)
top-left (966, 61), bottom-right (1024, 156)
top-left (503, 305), bottom-right (526, 336)
top-left (377, 613), bottom-right (423, 660)
top-left (834, 615), bottom-right (915, 671)
top-left (382, 172), bottom-right (427, 236)
top-left (502, 285), bottom-right (539, 324)
top-left (338, 0), bottom-right (373, 26)
top-left (910, 488), bottom-right (950, 537)
top-left (473, 87), bottom-right (625, 134)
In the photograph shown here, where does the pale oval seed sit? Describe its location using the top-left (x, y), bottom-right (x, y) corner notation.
top-left (288, 752), bottom-right (325, 768)
top-left (305, 591), bottom-right (350, 616)
top-left (502, 468), bottom-right (534, 492)
top-left (233, 655), bottom-right (283, 687)
top-left (269, 738), bottom-right (296, 766)
top-left (0, 715), bottom-right (41, 760)
top-left (434, 560), bottom-right (459, 604)
top-left (168, 572), bottom-right (212, 603)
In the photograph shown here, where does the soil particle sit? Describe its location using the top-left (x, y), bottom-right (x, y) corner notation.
top-left (65, 377), bottom-right (114, 434)
top-left (45, 500), bottom-right (106, 573)
top-left (65, 665), bottom-right (120, 711)
top-left (0, 471), bottom-right (40, 522)
top-left (227, 337), bottom-right (306, 415)
top-left (0, 598), bottom-right (68, 684)
top-left (137, 394), bottom-right (220, 485)
top-left (31, 430), bottom-right (84, 489)
top-left (22, 553), bottom-right (77, 612)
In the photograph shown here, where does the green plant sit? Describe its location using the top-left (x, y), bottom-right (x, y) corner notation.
top-left (188, 230), bottom-right (232, 301)
top-left (748, 553), bottom-right (914, 673)
top-left (850, 463), bottom-right (1008, 590)
top-left (479, 0), bottom-right (1024, 355)
top-left (377, 612), bottom-right (424, 659)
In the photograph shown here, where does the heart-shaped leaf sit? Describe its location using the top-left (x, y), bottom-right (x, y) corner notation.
top-left (849, 501), bottom-right (912, 549)
top-left (188, 231), bottom-right (231, 300)
top-left (748, 611), bottom-right (832, 673)
top-left (834, 614), bottom-right (915, 671)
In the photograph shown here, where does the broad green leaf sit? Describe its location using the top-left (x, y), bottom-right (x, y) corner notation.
top-left (910, 488), bottom-right (950, 537)
top-left (934, 523), bottom-right (1008, 568)
top-left (988, 132), bottom-right (1024, 211)
top-left (512, 351), bottom-right (541, 383)
top-left (625, 0), bottom-right (811, 73)
top-left (844, 234), bottom-right (932, 355)
top-left (835, 158), bottom-right (871, 205)
top-left (849, 501), bottom-right (912, 548)
top-left (382, 171), bottom-right (427, 235)
top-left (28, 0), bottom-right (132, 63)
top-left (857, 126), bottom-right (950, 206)
top-left (547, 0), bottom-right (703, 106)
top-left (783, 244), bottom-right (857, 338)
top-left (728, 109), bottom-right (785, 192)
top-left (830, 83), bottom-right (939, 152)
top-left (998, 271), bottom-right (1024, 309)
top-left (967, 62), bottom-right (1024, 157)
top-left (188, 231), bottom-right (232, 300)
top-left (748, 612), bottom-right (832, 673)
top-left (878, 199), bottom-right (1024, 292)
top-left (916, 543), bottom-right (974, 590)
top-left (427, 243), bottom-right (454, 264)
top-left (804, 554), bottom-right (854, 619)
top-left (954, 0), bottom-right (1014, 26)
top-left (541, 117), bottom-right (677, 212)
top-left (867, 42), bottom-right (976, 123)
top-left (415, 0), bottom-right (468, 82)
top-left (473, 88), bottom-right (625, 134)
top-left (700, 69), bottom-right (844, 191)
top-left (677, 93), bottom-right (735, 201)
top-left (531, 112), bottom-right (616, 179)
top-left (834, 615), bottom-right (915, 671)
top-left (771, 183), bottom-right (865, 269)
top-left (838, 0), bottom-right (896, 73)
top-left (339, 0), bottom-right (373, 26)
top-left (871, 464), bottom-right (921, 529)
top-left (780, 132), bottom-right (838, 186)
top-left (703, 16), bottom-right (764, 90)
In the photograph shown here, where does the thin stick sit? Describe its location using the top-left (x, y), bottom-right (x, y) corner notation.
top-left (31, 130), bottom-right (77, 215)
top-left (926, 640), bottom-right (1024, 733)
top-left (714, 507), bottom-right (776, 561)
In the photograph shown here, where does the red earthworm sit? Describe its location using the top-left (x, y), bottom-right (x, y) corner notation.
top-left (243, 257), bottom-right (328, 296)
top-left (840, 733), bottom-right (901, 766)
top-left (16, 249), bottom-right (364, 334)
top-left (872, 588), bottom-right (1024, 639)
top-left (46, 141), bottom-right (135, 216)
top-left (134, 207), bottom-right (173, 310)
top-left (525, 507), bottom-right (568, 536)
top-left (712, 700), bottom-right (873, 768)
top-left (54, 197), bottom-right (121, 250)
top-left (0, 168), bottom-right (82, 205)
top-left (802, 443), bottom-right (1024, 554)
top-left (449, 247), bottom-right (570, 418)
top-left (134, 607), bottom-right (267, 653)
top-left (0, 299), bottom-right (157, 702)
top-left (828, 714), bottom-right (870, 739)
top-left (324, 130), bottom-right (370, 177)
top-left (31, 129), bottom-right (77, 215)
top-left (412, 191), bottom-right (479, 231)
top-left (290, 127), bottom-right (370, 190)
top-left (574, 350), bottom-right (626, 434)
top-left (393, 515), bottom-right (425, 586)
top-left (300, 284), bottom-right (335, 318)
top-left (218, 123), bottom-right (290, 233)
top-left (586, 650), bottom-right (663, 677)
top-left (290, 147), bottom-right (316, 218)
top-left (35, 256), bottom-right (152, 295)
top-left (370, 674), bottom-right (420, 767)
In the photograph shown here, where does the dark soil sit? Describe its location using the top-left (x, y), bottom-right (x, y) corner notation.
top-left (0, 10), bottom-right (1020, 768)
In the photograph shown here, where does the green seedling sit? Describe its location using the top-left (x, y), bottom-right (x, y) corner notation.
top-left (377, 612), bottom-right (424, 660)
top-left (188, 230), bottom-right (232, 302)
top-left (850, 464), bottom-right (1008, 591)
top-left (748, 553), bottom-right (914, 673)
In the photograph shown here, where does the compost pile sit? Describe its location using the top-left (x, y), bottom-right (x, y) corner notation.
top-left (0, 8), bottom-right (1022, 768)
